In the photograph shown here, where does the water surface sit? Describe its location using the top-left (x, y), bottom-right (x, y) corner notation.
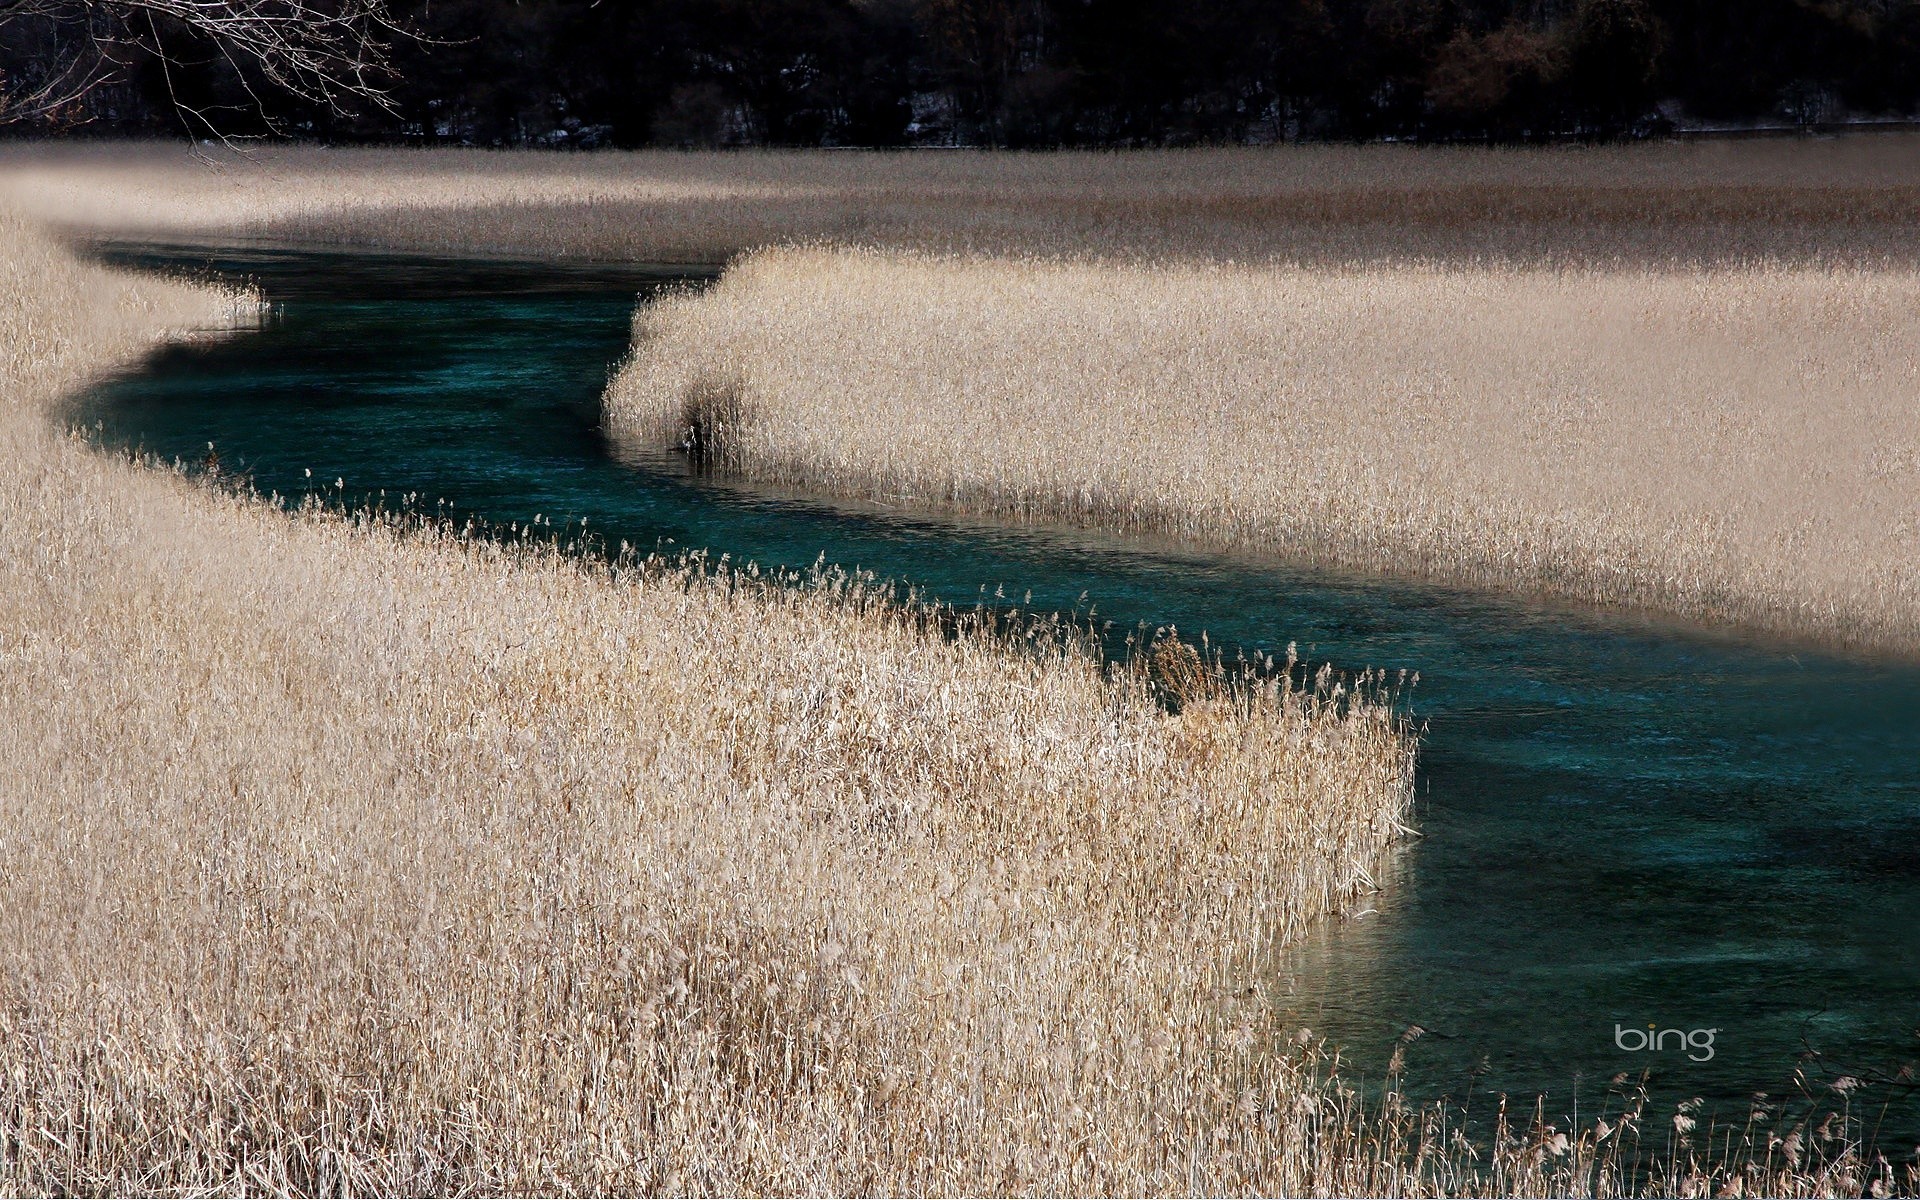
top-left (80, 242), bottom-right (1920, 1147)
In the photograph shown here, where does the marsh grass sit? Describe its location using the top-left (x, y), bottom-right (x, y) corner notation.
top-left (17, 141), bottom-right (1904, 651)
top-left (3, 146), bottom-right (1916, 1193)
top-left (13, 139), bottom-right (1920, 267)
top-left (45, 142), bottom-right (1890, 652)
top-left (608, 246), bottom-right (1920, 657)
top-left (0, 212), bottom-right (1430, 1193)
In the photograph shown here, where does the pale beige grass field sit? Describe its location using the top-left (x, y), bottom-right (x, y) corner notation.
top-left (7, 141), bottom-right (1907, 651)
top-left (9, 138), bottom-right (1920, 265)
top-left (2, 143), bottom-right (1914, 1192)
top-left (0, 213), bottom-right (1437, 1192)
top-left (608, 248), bottom-right (1920, 654)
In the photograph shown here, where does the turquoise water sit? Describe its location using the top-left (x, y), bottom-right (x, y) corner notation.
top-left (79, 244), bottom-right (1920, 1148)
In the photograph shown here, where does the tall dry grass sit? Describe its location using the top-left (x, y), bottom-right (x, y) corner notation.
top-left (3, 144), bottom-right (1915, 1192)
top-left (606, 246), bottom-right (1920, 656)
top-left (10, 139), bottom-right (1920, 266)
top-left (0, 211), bottom-right (1437, 1192)
top-left (14, 142), bottom-right (1900, 651)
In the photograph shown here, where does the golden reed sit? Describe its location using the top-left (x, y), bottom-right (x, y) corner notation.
top-left (0, 143), bottom-right (1909, 1193)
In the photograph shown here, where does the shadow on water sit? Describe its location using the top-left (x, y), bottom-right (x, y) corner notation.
top-left (77, 240), bottom-right (1920, 1148)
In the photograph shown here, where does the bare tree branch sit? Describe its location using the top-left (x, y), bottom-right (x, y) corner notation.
top-left (0, 0), bottom-right (403, 128)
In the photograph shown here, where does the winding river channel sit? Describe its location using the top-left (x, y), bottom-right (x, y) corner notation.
top-left (78, 243), bottom-right (1920, 1146)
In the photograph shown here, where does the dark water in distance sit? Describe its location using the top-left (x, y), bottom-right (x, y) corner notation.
top-left (78, 243), bottom-right (1920, 1148)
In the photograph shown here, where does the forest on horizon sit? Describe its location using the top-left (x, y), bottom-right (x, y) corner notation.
top-left (3, 0), bottom-right (1918, 147)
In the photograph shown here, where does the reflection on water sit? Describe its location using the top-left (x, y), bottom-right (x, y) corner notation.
top-left (79, 242), bottom-right (1920, 1146)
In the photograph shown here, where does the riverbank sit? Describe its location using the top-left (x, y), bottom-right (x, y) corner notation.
top-left (0, 213), bottom-right (1430, 1192)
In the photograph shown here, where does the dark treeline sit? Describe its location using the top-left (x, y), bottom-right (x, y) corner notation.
top-left (6, 0), bottom-right (1920, 145)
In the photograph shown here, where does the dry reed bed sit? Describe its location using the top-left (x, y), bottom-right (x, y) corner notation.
top-left (11, 140), bottom-right (1920, 265)
top-left (0, 212), bottom-right (1431, 1192)
top-left (1, 146), bottom-right (1912, 1192)
top-left (608, 247), bottom-right (1920, 656)
top-left (12, 142), bottom-right (1907, 651)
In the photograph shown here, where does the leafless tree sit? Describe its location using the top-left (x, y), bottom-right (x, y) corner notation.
top-left (0, 0), bottom-right (403, 130)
